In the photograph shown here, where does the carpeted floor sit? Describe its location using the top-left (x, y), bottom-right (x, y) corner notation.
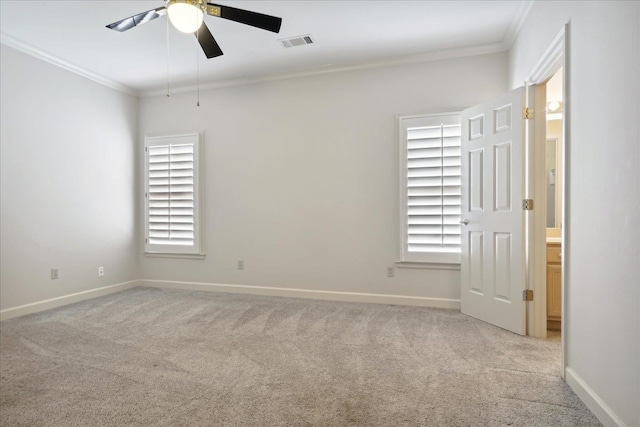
top-left (0, 287), bottom-right (600, 426)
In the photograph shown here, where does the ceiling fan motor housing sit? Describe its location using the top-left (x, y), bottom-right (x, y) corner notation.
top-left (106, 1), bottom-right (282, 58)
top-left (166, 0), bottom-right (206, 11)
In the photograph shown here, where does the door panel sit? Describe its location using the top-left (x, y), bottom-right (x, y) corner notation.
top-left (469, 149), bottom-right (484, 211)
top-left (494, 142), bottom-right (512, 211)
top-left (494, 232), bottom-right (512, 302)
top-left (461, 87), bottom-right (526, 335)
top-left (469, 231), bottom-right (484, 294)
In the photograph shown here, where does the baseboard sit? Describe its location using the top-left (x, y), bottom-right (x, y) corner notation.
top-left (565, 367), bottom-right (627, 427)
top-left (0, 280), bottom-right (140, 321)
top-left (0, 279), bottom-right (460, 321)
top-left (139, 279), bottom-right (461, 309)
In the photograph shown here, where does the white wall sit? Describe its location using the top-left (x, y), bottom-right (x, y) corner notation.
top-left (510, 2), bottom-right (639, 426)
top-left (0, 45), bottom-right (139, 311)
top-left (139, 52), bottom-right (507, 303)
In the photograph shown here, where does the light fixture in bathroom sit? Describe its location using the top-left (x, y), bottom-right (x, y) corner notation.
top-left (547, 101), bottom-right (562, 113)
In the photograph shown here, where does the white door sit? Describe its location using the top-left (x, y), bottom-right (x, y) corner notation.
top-left (460, 87), bottom-right (527, 335)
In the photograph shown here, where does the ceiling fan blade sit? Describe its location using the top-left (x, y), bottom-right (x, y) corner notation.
top-left (205, 3), bottom-right (282, 33)
top-left (195, 24), bottom-right (224, 59)
top-left (106, 7), bottom-right (167, 32)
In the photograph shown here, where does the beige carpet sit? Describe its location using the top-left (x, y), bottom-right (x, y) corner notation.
top-left (0, 287), bottom-right (600, 426)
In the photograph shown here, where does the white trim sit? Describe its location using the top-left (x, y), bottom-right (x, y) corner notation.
top-left (0, 33), bottom-right (138, 97)
top-left (1, 30), bottom-right (504, 98)
top-left (0, 280), bottom-right (139, 321)
top-left (560, 23), bottom-right (571, 378)
top-left (0, 279), bottom-right (460, 321)
top-left (502, 1), bottom-right (535, 49)
top-left (527, 27), bottom-right (566, 84)
top-left (525, 25), bottom-right (566, 344)
top-left (524, 83), bottom-right (542, 338)
top-left (144, 252), bottom-right (206, 259)
top-left (395, 261), bottom-right (461, 271)
top-left (142, 43), bottom-right (506, 97)
top-left (565, 367), bottom-right (627, 427)
top-left (526, 83), bottom-right (548, 340)
top-left (397, 112), bottom-right (463, 266)
top-left (144, 133), bottom-right (203, 255)
top-left (139, 279), bottom-right (461, 309)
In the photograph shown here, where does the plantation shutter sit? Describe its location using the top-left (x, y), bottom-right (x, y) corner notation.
top-left (145, 134), bottom-right (201, 254)
top-left (406, 124), bottom-right (461, 253)
top-left (399, 113), bottom-right (461, 264)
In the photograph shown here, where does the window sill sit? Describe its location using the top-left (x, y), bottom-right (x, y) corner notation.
top-left (395, 261), bottom-right (460, 271)
top-left (144, 252), bottom-right (206, 260)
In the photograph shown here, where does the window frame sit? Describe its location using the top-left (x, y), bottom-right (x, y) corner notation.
top-left (397, 112), bottom-right (462, 266)
top-left (144, 133), bottom-right (204, 257)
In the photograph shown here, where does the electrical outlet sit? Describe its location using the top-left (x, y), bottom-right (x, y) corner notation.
top-left (51, 268), bottom-right (59, 280)
top-left (237, 260), bottom-right (244, 270)
top-left (98, 266), bottom-right (104, 277)
top-left (386, 266), bottom-right (395, 278)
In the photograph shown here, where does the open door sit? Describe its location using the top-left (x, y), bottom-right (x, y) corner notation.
top-left (460, 87), bottom-right (527, 335)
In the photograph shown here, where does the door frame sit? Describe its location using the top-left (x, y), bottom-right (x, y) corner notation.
top-left (525, 24), bottom-right (569, 377)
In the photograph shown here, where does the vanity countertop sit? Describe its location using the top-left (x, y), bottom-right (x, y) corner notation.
top-left (546, 237), bottom-right (562, 244)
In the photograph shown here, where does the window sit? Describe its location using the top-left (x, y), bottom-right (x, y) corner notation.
top-left (398, 113), bottom-right (461, 264)
top-left (144, 133), bottom-right (203, 255)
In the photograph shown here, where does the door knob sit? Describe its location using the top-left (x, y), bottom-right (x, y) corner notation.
top-left (460, 219), bottom-right (469, 226)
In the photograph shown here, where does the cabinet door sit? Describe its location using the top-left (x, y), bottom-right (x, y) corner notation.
top-left (546, 264), bottom-right (562, 320)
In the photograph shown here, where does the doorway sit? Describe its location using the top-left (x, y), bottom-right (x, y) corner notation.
top-left (525, 25), bottom-right (568, 377)
top-left (543, 68), bottom-right (564, 337)
top-left (459, 25), bottom-right (569, 355)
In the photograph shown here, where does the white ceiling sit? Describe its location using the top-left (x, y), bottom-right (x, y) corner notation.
top-left (0, 1), bottom-right (532, 95)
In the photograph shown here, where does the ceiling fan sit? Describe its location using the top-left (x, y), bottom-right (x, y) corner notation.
top-left (106, 0), bottom-right (282, 59)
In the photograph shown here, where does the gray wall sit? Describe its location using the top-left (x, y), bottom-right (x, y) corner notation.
top-left (510, 2), bottom-right (640, 426)
top-left (0, 45), bottom-right (140, 310)
top-left (138, 52), bottom-right (508, 303)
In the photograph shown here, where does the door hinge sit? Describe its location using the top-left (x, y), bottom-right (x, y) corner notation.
top-left (522, 107), bottom-right (534, 120)
top-left (145, 238), bottom-right (148, 244)
top-left (523, 290), bottom-right (534, 301)
top-left (522, 199), bottom-right (534, 210)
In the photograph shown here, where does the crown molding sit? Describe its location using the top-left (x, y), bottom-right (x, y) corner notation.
top-left (1, 30), bottom-right (507, 100)
top-left (502, 0), bottom-right (535, 49)
top-left (141, 42), bottom-right (507, 97)
top-left (1, 33), bottom-right (138, 97)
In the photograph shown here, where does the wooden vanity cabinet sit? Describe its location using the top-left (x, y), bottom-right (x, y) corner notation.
top-left (547, 242), bottom-right (562, 330)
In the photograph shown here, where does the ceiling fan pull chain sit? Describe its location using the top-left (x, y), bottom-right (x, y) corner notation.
top-left (166, 16), bottom-right (170, 98)
top-left (196, 25), bottom-right (200, 107)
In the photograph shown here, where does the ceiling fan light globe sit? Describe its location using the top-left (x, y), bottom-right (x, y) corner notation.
top-left (167, 2), bottom-right (204, 33)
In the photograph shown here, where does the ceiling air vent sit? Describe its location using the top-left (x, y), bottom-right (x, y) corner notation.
top-left (279, 35), bottom-right (314, 48)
